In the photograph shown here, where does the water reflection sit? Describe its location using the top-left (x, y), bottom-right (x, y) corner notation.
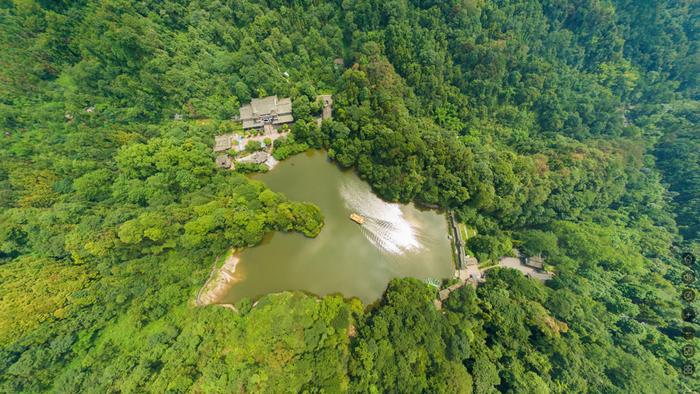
top-left (339, 179), bottom-right (422, 255)
top-left (218, 150), bottom-right (453, 304)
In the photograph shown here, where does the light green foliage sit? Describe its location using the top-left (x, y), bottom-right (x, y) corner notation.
top-left (113, 137), bottom-right (214, 205)
top-left (0, 257), bottom-right (91, 345)
top-left (245, 139), bottom-right (263, 152)
top-left (0, 0), bottom-right (697, 393)
top-left (73, 169), bottom-right (113, 201)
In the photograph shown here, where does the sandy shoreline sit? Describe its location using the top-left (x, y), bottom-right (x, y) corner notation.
top-left (195, 250), bottom-right (240, 307)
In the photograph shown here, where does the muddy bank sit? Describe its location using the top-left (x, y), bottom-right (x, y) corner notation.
top-left (195, 250), bottom-right (240, 307)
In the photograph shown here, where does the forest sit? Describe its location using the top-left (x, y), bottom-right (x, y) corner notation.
top-left (0, 0), bottom-right (698, 392)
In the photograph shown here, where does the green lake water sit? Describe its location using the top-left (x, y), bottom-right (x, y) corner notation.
top-left (220, 150), bottom-right (454, 304)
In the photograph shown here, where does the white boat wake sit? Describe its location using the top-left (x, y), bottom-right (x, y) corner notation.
top-left (340, 180), bottom-right (422, 255)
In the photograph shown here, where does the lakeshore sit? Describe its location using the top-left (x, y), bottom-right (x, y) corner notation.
top-left (195, 249), bottom-right (241, 307)
top-left (205, 150), bottom-right (454, 305)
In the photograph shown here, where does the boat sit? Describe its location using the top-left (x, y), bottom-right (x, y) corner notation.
top-left (349, 213), bottom-right (365, 225)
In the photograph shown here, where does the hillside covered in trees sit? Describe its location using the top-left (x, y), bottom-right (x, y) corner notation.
top-left (1, 0), bottom-right (698, 392)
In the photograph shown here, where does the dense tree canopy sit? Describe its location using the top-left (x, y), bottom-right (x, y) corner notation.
top-left (0, 0), bottom-right (698, 392)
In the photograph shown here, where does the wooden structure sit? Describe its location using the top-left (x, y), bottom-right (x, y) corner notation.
top-left (236, 151), bottom-right (269, 165)
top-left (214, 134), bottom-right (234, 152)
top-left (319, 95), bottom-right (333, 120)
top-left (524, 255), bottom-right (545, 270)
top-left (239, 96), bottom-right (293, 130)
top-left (215, 154), bottom-right (232, 169)
top-left (349, 213), bottom-right (365, 225)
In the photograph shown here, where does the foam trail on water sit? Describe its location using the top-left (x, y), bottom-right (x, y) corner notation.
top-left (340, 179), bottom-right (422, 255)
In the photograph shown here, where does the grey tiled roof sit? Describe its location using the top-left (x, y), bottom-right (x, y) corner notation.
top-left (239, 96), bottom-right (294, 129)
top-left (236, 151), bottom-right (269, 164)
top-left (214, 134), bottom-right (234, 152)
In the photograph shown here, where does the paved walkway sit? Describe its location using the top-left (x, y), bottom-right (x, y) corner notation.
top-left (440, 256), bottom-right (553, 304)
top-left (498, 257), bottom-right (553, 281)
top-left (235, 129), bottom-right (287, 151)
top-left (448, 212), bottom-right (466, 269)
top-left (455, 264), bottom-right (481, 282)
top-left (437, 257), bottom-right (553, 309)
top-left (455, 257), bottom-right (552, 283)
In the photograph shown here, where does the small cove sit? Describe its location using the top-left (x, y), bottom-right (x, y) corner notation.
top-left (218, 150), bottom-right (454, 304)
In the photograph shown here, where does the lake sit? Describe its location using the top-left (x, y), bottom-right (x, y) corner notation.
top-left (219, 150), bottom-right (454, 304)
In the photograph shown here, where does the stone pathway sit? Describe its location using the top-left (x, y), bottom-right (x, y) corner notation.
top-left (498, 257), bottom-right (553, 281)
top-left (436, 256), bottom-right (553, 309)
top-left (235, 129), bottom-right (288, 151)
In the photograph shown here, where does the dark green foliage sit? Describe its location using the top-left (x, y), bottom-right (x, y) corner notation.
top-left (0, 0), bottom-right (697, 393)
top-left (244, 139), bottom-right (263, 152)
top-left (349, 279), bottom-right (471, 393)
top-left (515, 230), bottom-right (559, 258)
top-left (653, 109), bottom-right (700, 240)
top-left (466, 235), bottom-right (513, 264)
